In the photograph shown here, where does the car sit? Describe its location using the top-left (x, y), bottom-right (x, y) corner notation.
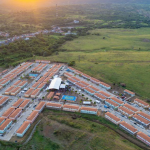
top-left (33, 105), bottom-right (37, 108)
top-left (134, 122), bottom-right (137, 125)
top-left (122, 115), bottom-right (124, 117)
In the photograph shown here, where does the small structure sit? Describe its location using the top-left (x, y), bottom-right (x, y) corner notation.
top-left (9, 108), bottom-right (22, 120)
top-left (137, 112), bottom-right (150, 122)
top-left (16, 121), bottom-right (31, 137)
top-left (134, 98), bottom-right (149, 108)
top-left (30, 89), bottom-right (41, 98)
top-left (0, 97), bottom-right (9, 106)
top-left (99, 91), bottom-right (111, 98)
top-left (35, 102), bottom-right (46, 113)
top-left (0, 117), bottom-right (5, 126)
top-left (124, 89), bottom-right (135, 97)
top-left (94, 93), bottom-right (106, 102)
top-left (99, 82), bottom-right (111, 90)
top-left (26, 110), bottom-right (39, 124)
top-left (12, 99), bottom-right (24, 108)
top-left (24, 88), bottom-right (34, 98)
top-left (119, 121), bottom-right (138, 135)
top-left (136, 132), bottom-right (150, 146)
top-left (118, 106), bottom-right (134, 117)
top-left (132, 114), bottom-right (150, 127)
top-left (105, 112), bottom-right (121, 125)
top-left (105, 99), bottom-right (119, 110)
top-left (11, 87), bottom-right (21, 96)
top-left (0, 119), bottom-right (12, 134)
top-left (110, 97), bottom-right (124, 106)
top-left (19, 99), bottom-right (30, 110)
top-left (53, 96), bottom-right (60, 100)
top-left (84, 87), bottom-right (95, 96)
top-left (47, 92), bottom-right (54, 100)
top-left (123, 103), bottom-right (139, 113)
top-left (80, 107), bottom-right (98, 115)
top-left (46, 102), bottom-right (62, 110)
top-left (2, 107), bottom-right (15, 118)
top-left (63, 104), bottom-right (79, 112)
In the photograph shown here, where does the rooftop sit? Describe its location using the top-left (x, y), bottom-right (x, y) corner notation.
top-left (35, 102), bottom-right (45, 111)
top-left (105, 112), bottom-right (121, 122)
top-left (16, 121), bottom-right (30, 134)
top-left (63, 104), bottom-right (79, 109)
top-left (137, 132), bottom-right (150, 143)
top-left (0, 119), bottom-right (12, 130)
top-left (133, 114), bottom-right (150, 125)
top-left (134, 98), bottom-right (149, 107)
top-left (80, 107), bottom-right (98, 112)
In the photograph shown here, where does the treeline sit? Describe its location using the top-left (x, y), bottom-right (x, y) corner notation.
top-left (0, 34), bottom-right (78, 67)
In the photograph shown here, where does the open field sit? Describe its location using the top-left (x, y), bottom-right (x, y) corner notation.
top-left (36, 49), bottom-right (150, 99)
top-left (61, 28), bottom-right (150, 51)
top-left (11, 110), bottom-right (143, 150)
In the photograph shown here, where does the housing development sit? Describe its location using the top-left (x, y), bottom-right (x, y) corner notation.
top-left (0, 60), bottom-right (150, 147)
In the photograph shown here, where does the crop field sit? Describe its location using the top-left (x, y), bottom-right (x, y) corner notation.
top-left (61, 28), bottom-right (150, 51)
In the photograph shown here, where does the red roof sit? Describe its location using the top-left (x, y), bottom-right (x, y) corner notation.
top-left (123, 104), bottom-right (139, 112)
top-left (134, 98), bottom-right (149, 107)
top-left (133, 114), bottom-right (150, 124)
top-left (105, 99), bottom-right (119, 107)
top-left (137, 111), bottom-right (150, 121)
top-left (137, 132), bottom-right (150, 143)
top-left (0, 119), bottom-right (12, 130)
top-left (111, 97), bottom-right (124, 105)
top-left (99, 91), bottom-right (111, 98)
top-left (94, 93), bottom-right (106, 100)
top-left (124, 89), bottom-right (135, 95)
top-left (63, 104), bottom-right (79, 109)
top-left (16, 121), bottom-right (30, 134)
top-left (46, 102), bottom-right (62, 107)
top-left (80, 107), bottom-right (98, 112)
top-left (119, 121), bottom-right (137, 133)
top-left (35, 102), bottom-right (45, 111)
top-left (105, 112), bottom-right (121, 122)
top-left (118, 106), bottom-right (134, 115)
top-left (84, 87), bottom-right (95, 94)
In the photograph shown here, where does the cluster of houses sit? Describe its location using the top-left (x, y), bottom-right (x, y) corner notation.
top-left (0, 32), bottom-right (9, 38)
top-left (105, 112), bottom-right (150, 146)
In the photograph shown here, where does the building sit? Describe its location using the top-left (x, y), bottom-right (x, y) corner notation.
top-left (110, 97), bottom-right (124, 106)
top-left (11, 87), bottom-right (21, 96)
top-left (0, 119), bottom-right (12, 134)
top-left (26, 110), bottom-right (39, 124)
top-left (30, 89), bottom-right (41, 98)
top-left (13, 80), bottom-right (22, 86)
top-left (48, 78), bottom-right (62, 90)
top-left (134, 98), bottom-right (149, 108)
top-left (2, 107), bottom-right (15, 118)
top-left (46, 102), bottom-right (62, 110)
top-left (18, 81), bottom-right (28, 89)
top-left (124, 89), bottom-right (135, 97)
top-left (94, 93), bottom-right (106, 102)
top-left (136, 132), bottom-right (150, 146)
top-left (16, 121), bottom-right (31, 137)
top-left (0, 117), bottom-right (5, 126)
top-left (12, 99), bottom-right (24, 108)
top-left (123, 103), bottom-right (139, 113)
top-left (4, 86), bottom-right (15, 95)
top-left (24, 88), bottom-right (34, 98)
top-left (89, 86), bottom-right (100, 93)
top-left (118, 106), bottom-right (134, 117)
top-left (75, 82), bottom-right (86, 89)
top-left (67, 78), bottom-right (77, 84)
top-left (90, 77), bottom-right (101, 85)
top-left (99, 82), bottom-right (111, 90)
top-left (35, 102), bottom-right (46, 113)
top-left (19, 99), bottom-right (30, 110)
top-left (84, 87), bottom-right (95, 96)
top-left (105, 99), bottom-right (119, 110)
top-left (37, 83), bottom-right (46, 89)
top-left (105, 112), bottom-right (121, 125)
top-left (9, 108), bottom-right (22, 120)
top-left (132, 114), bottom-right (150, 127)
top-left (32, 82), bottom-right (40, 89)
top-left (137, 112), bottom-right (150, 122)
top-left (80, 107), bottom-right (98, 115)
top-left (0, 96), bottom-right (9, 106)
top-left (119, 121), bottom-right (138, 135)
top-left (99, 91), bottom-right (111, 98)
top-left (47, 92), bottom-right (54, 100)
top-left (63, 104), bottom-right (79, 112)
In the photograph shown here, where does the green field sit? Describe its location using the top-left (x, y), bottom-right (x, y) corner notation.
top-left (36, 28), bottom-right (150, 99)
top-left (61, 28), bottom-right (150, 51)
top-left (18, 110), bottom-right (143, 150)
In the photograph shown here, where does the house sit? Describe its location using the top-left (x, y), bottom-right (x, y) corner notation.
top-left (35, 102), bottom-right (46, 113)
top-left (2, 107), bottom-right (15, 118)
top-left (0, 117), bottom-right (5, 126)
top-left (110, 97), bottom-right (124, 106)
top-left (12, 99), bottom-right (24, 108)
top-left (99, 82), bottom-right (111, 90)
top-left (63, 104), bottom-right (79, 112)
top-left (18, 81), bottom-right (28, 89)
top-left (11, 87), bottom-right (21, 96)
top-left (16, 121), bottom-right (31, 137)
top-left (19, 99), bottom-right (30, 110)
top-left (94, 93), bottom-right (106, 102)
top-left (26, 110), bottom-right (39, 124)
top-left (9, 108), bottom-right (22, 120)
top-left (118, 106), bottom-right (134, 117)
top-left (136, 132), bottom-right (150, 146)
top-left (90, 77), bottom-right (101, 85)
top-left (119, 121), bottom-right (138, 135)
top-left (123, 103), bottom-right (139, 113)
top-left (105, 99), bottom-right (119, 110)
top-left (105, 112), bottom-right (121, 125)
top-left (4, 86), bottom-right (15, 95)
top-left (32, 82), bottom-right (40, 89)
top-left (89, 86), bottom-right (100, 93)
top-left (30, 89), bottom-right (41, 98)
top-left (80, 107), bottom-right (98, 115)
top-left (132, 114), bottom-right (150, 127)
top-left (99, 91), bottom-right (111, 98)
top-left (0, 97), bottom-right (9, 106)
top-left (137, 111), bottom-right (150, 122)
top-left (0, 119), bottom-right (12, 134)
top-left (46, 102), bottom-right (62, 110)
top-left (47, 92), bottom-right (54, 100)
top-left (134, 98), bottom-right (149, 108)
top-left (67, 78), bottom-right (77, 84)
top-left (75, 82), bottom-right (86, 89)
top-left (124, 89), bottom-right (135, 97)
top-left (84, 87), bottom-right (95, 96)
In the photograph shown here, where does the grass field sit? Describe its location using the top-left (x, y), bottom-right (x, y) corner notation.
top-left (61, 28), bottom-right (150, 51)
top-left (17, 109), bottom-right (143, 150)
